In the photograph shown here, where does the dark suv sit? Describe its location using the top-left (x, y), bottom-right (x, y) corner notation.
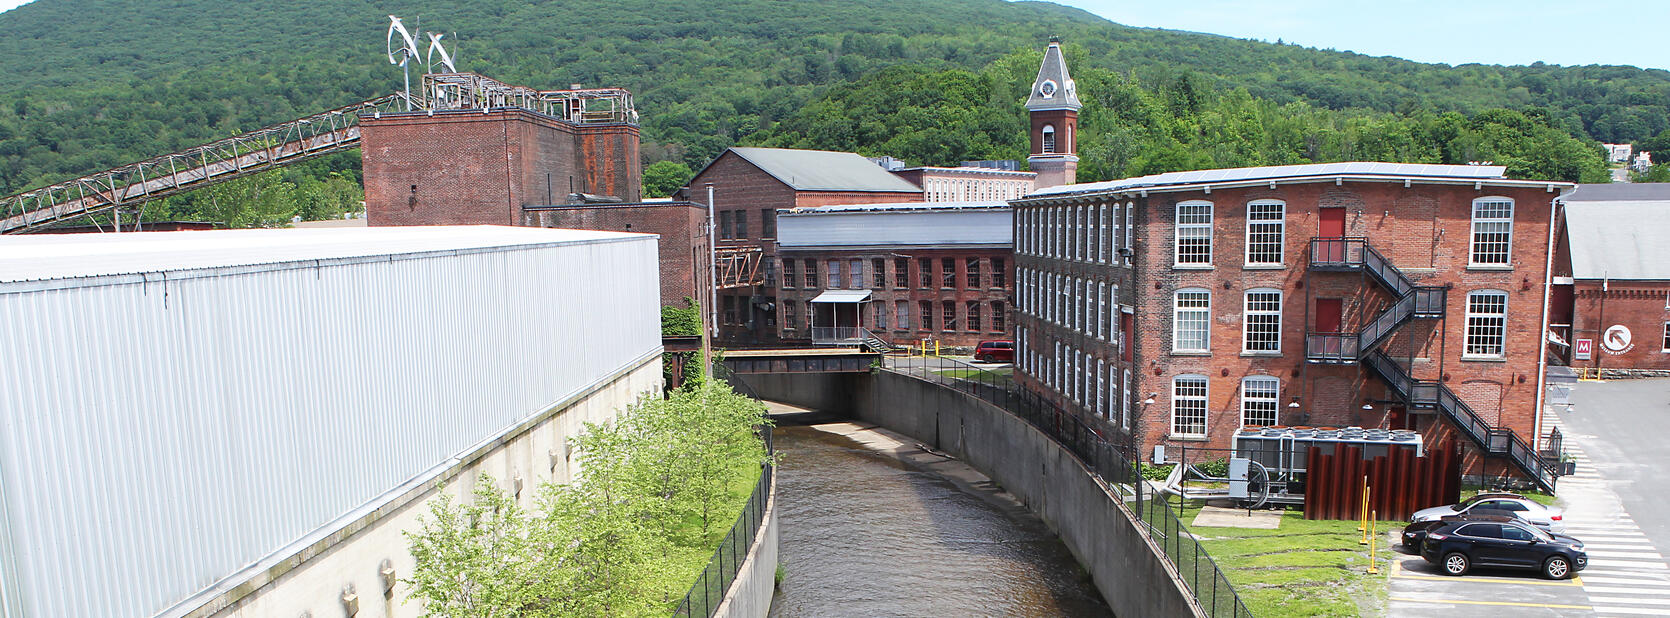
top-left (1421, 519), bottom-right (1586, 579)
top-left (974, 340), bottom-right (1013, 363)
top-left (1401, 509), bottom-right (1520, 550)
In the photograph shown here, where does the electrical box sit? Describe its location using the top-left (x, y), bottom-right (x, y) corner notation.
top-left (1228, 457), bottom-right (1250, 498)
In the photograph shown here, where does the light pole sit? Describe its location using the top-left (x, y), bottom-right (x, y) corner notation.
top-left (705, 183), bottom-right (718, 374)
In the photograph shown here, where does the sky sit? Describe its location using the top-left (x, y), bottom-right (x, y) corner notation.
top-left (1051, 0), bottom-right (1667, 71)
top-left (0, 0), bottom-right (1662, 71)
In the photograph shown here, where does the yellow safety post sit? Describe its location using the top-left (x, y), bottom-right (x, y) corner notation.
top-left (1359, 482), bottom-right (1371, 545)
top-left (1367, 509), bottom-right (1380, 574)
top-left (934, 340), bottom-right (940, 357)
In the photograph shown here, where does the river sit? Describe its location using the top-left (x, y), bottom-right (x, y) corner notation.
top-left (766, 422), bottom-right (1114, 617)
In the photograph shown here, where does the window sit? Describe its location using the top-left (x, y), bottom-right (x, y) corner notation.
top-left (803, 301), bottom-right (813, 331)
top-left (1172, 375), bottom-right (1209, 438)
top-left (943, 300), bottom-right (958, 332)
top-left (826, 259), bottom-right (841, 288)
top-left (1099, 203), bottom-right (1110, 261)
top-left (719, 211), bottom-right (733, 240)
top-left (992, 301), bottom-right (1006, 332)
top-left (1121, 369), bottom-right (1131, 430)
top-left (783, 302), bottom-right (795, 331)
top-left (894, 258), bottom-right (909, 288)
top-left (1073, 278), bottom-right (1085, 332)
top-left (1241, 377), bottom-right (1279, 427)
top-left (1175, 201), bottom-right (1213, 265)
top-left (781, 259), bottom-right (796, 289)
top-left (803, 259), bottom-right (817, 288)
top-left (1465, 290), bottom-right (1508, 357)
top-left (896, 300), bottom-right (910, 330)
top-left (967, 258), bottom-right (982, 288)
top-left (760, 209), bottom-right (776, 239)
top-left (1097, 282), bottom-right (1107, 340)
top-left (849, 258), bottom-right (863, 288)
top-left (942, 258), bottom-right (957, 289)
top-left (872, 258), bottom-right (886, 288)
top-left (919, 258), bottom-right (932, 289)
top-left (1243, 289), bottom-right (1283, 353)
top-left (875, 302), bottom-right (889, 330)
top-left (920, 300), bottom-right (934, 332)
top-left (1125, 202), bottom-right (1134, 264)
top-left (723, 295), bottom-right (737, 325)
top-left (1246, 201), bottom-right (1285, 265)
top-left (966, 301), bottom-right (981, 332)
top-left (734, 210), bottom-right (748, 239)
top-left (1097, 359), bottom-right (1107, 419)
top-left (992, 258), bottom-right (1006, 287)
top-left (1173, 289), bottom-right (1211, 352)
top-left (1042, 124), bottom-right (1056, 153)
top-left (1663, 322), bottom-right (1670, 352)
top-left (1470, 198), bottom-right (1514, 266)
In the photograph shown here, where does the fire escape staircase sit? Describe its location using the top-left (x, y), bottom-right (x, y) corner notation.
top-left (1305, 238), bottom-right (1556, 492)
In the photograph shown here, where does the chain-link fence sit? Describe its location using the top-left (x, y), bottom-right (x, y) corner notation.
top-left (884, 354), bottom-right (1251, 617)
top-left (673, 428), bottom-right (775, 617)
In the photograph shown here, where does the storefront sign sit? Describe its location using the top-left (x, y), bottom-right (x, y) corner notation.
top-left (1574, 338), bottom-right (1592, 360)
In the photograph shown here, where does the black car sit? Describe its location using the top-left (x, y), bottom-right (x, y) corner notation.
top-left (1420, 519), bottom-right (1586, 579)
top-left (1401, 509), bottom-right (1522, 550)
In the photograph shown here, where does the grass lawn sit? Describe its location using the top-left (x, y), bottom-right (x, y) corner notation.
top-left (1172, 502), bottom-right (1398, 617)
top-left (661, 465), bottom-right (767, 611)
top-left (932, 366), bottom-right (1013, 381)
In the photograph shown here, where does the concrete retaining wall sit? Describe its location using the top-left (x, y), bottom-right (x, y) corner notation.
top-left (738, 370), bottom-right (1201, 617)
top-left (713, 474), bottom-right (780, 618)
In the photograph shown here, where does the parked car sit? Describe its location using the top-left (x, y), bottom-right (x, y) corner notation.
top-left (1411, 492), bottom-right (1565, 534)
top-left (1402, 509), bottom-right (1521, 550)
top-left (974, 340), bottom-right (1014, 363)
top-left (1421, 519), bottom-right (1586, 579)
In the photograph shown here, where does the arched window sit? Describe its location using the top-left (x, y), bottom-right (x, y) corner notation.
top-left (1172, 375), bottom-right (1209, 438)
top-left (1465, 290), bottom-right (1509, 357)
top-left (1042, 124), bottom-right (1056, 154)
top-left (1241, 376), bottom-right (1280, 427)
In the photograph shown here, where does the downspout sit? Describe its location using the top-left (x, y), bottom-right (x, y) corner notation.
top-left (1532, 194), bottom-right (1561, 452)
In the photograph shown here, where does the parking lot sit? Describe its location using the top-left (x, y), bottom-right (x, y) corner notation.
top-left (1388, 543), bottom-right (1594, 616)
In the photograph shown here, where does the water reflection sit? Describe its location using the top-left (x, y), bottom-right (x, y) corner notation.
top-left (768, 425), bottom-right (1114, 617)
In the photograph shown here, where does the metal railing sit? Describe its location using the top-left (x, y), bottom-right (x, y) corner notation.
top-left (883, 354), bottom-right (1250, 617)
top-left (674, 428), bottom-right (774, 617)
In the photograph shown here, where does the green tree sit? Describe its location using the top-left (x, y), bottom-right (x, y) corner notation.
top-left (642, 160), bottom-right (694, 198)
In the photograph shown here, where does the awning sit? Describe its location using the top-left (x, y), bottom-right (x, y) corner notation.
top-left (809, 289), bottom-right (872, 303)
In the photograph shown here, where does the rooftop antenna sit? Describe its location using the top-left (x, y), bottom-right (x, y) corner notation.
top-left (426, 31), bottom-right (457, 74)
top-left (387, 15), bottom-right (420, 110)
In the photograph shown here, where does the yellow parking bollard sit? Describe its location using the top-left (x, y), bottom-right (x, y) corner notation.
top-left (1360, 484), bottom-right (1372, 545)
top-left (1368, 510), bottom-right (1380, 574)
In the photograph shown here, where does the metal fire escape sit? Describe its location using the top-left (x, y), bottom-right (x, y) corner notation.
top-left (1304, 238), bottom-right (1557, 492)
top-left (1, 73), bottom-right (637, 234)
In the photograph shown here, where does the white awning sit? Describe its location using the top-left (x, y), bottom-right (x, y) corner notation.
top-left (809, 289), bottom-right (872, 303)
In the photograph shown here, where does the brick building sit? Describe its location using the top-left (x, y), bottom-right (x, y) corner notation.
top-left (1553, 184), bottom-right (1670, 371)
top-left (892, 165), bottom-right (1037, 202)
top-left (524, 199), bottom-right (710, 308)
top-left (1013, 163), bottom-right (1573, 489)
top-left (682, 147), bottom-right (923, 345)
top-left (775, 201), bottom-right (1013, 349)
top-left (360, 85), bottom-right (640, 227)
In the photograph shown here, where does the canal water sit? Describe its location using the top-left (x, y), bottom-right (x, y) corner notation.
top-left (766, 423), bottom-right (1114, 617)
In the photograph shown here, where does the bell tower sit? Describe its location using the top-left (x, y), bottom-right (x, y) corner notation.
top-left (1027, 36), bottom-right (1081, 189)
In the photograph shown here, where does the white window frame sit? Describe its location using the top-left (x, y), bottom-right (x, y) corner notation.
top-left (1172, 374), bottom-right (1209, 438)
top-left (1097, 281), bottom-right (1107, 340)
top-left (1122, 369), bottom-right (1131, 430)
top-left (1125, 202), bottom-right (1134, 265)
top-left (1469, 197), bottom-right (1514, 267)
top-left (1042, 124), bottom-right (1056, 154)
top-left (1098, 358), bottom-right (1108, 419)
top-left (1245, 200), bottom-right (1286, 266)
top-left (1173, 288), bottom-right (1212, 353)
top-left (1242, 288), bottom-right (1283, 353)
top-left (1175, 201), bottom-right (1214, 266)
top-left (1464, 290), bottom-right (1508, 358)
top-left (1240, 376), bottom-right (1280, 427)
top-left (1112, 202), bottom-right (1122, 258)
top-left (1662, 322), bottom-right (1669, 353)
top-left (1100, 203), bottom-right (1110, 262)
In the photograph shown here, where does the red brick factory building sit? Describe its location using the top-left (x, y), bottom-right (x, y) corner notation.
top-left (774, 201), bottom-right (1014, 349)
top-left (1552, 183), bottom-right (1670, 374)
top-left (1012, 162), bottom-right (1573, 489)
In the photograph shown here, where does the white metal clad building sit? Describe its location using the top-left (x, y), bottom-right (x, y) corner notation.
top-left (0, 226), bottom-right (660, 618)
top-left (776, 201), bottom-right (1012, 248)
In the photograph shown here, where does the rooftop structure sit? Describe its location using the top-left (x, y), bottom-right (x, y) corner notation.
top-left (726, 147), bottom-right (925, 193)
top-left (1028, 162), bottom-right (1562, 197)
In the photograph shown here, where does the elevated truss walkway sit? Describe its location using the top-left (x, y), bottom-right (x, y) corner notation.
top-left (1, 73), bottom-right (636, 234)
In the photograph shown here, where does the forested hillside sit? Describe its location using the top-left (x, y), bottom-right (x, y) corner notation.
top-left (0, 0), bottom-right (1660, 207)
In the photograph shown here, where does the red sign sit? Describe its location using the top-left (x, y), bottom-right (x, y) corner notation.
top-left (1575, 338), bottom-right (1593, 360)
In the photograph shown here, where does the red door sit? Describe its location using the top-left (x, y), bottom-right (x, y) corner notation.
top-left (1316, 207), bottom-right (1348, 263)
top-left (1315, 298), bottom-right (1344, 356)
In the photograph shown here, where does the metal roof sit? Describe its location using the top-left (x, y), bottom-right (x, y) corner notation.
top-left (810, 289), bottom-right (872, 303)
top-left (0, 226), bottom-right (645, 287)
top-left (1564, 201), bottom-right (1670, 280)
top-left (782, 200), bottom-right (1008, 215)
top-left (1026, 38), bottom-right (1081, 112)
top-left (728, 147), bottom-right (924, 193)
top-left (1026, 162), bottom-right (1521, 198)
top-left (1563, 183), bottom-right (1670, 202)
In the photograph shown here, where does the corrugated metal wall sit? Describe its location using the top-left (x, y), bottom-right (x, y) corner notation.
top-left (0, 237), bottom-right (660, 618)
top-left (777, 209), bottom-right (1012, 247)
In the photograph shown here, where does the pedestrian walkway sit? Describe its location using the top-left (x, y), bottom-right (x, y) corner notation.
top-left (1544, 408), bottom-right (1670, 617)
